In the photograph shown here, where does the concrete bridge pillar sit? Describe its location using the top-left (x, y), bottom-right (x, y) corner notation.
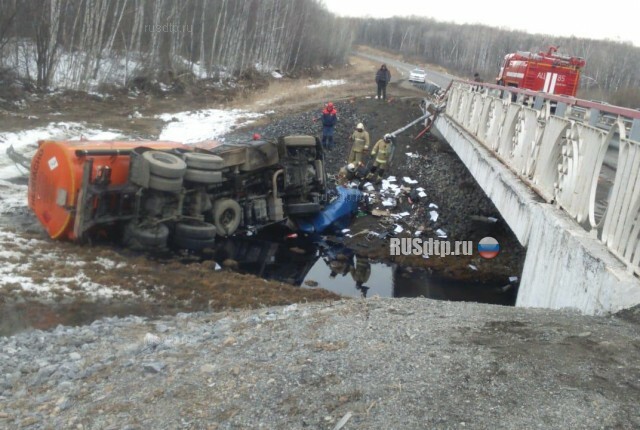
top-left (434, 114), bottom-right (640, 315)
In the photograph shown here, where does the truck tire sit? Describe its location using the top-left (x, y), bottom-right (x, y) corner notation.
top-left (125, 222), bottom-right (169, 248)
top-left (148, 174), bottom-right (183, 192)
top-left (283, 135), bottom-right (316, 147)
top-left (184, 168), bottom-right (223, 184)
top-left (213, 198), bottom-right (242, 236)
top-left (286, 202), bottom-right (321, 216)
top-left (184, 152), bottom-right (224, 170)
top-left (142, 151), bottom-right (187, 179)
top-left (175, 220), bottom-right (217, 239)
top-left (174, 235), bottom-right (216, 251)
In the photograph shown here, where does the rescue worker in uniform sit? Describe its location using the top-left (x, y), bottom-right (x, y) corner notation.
top-left (348, 123), bottom-right (370, 166)
top-left (369, 133), bottom-right (393, 180)
top-left (337, 162), bottom-right (370, 186)
top-left (350, 255), bottom-right (371, 297)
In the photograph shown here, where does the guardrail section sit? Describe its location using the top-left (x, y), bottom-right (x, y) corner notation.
top-left (445, 81), bottom-right (640, 275)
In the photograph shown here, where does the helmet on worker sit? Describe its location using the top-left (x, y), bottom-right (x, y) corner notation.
top-left (347, 163), bottom-right (356, 173)
top-left (327, 102), bottom-right (334, 110)
top-left (356, 123), bottom-right (364, 131)
top-left (383, 134), bottom-right (392, 142)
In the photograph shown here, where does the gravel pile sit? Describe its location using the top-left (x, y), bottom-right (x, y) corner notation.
top-left (1, 298), bottom-right (638, 429)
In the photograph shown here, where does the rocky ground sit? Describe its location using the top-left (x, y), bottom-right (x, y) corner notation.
top-left (1, 298), bottom-right (639, 429)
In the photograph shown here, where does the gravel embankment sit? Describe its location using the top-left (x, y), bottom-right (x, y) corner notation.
top-left (1, 298), bottom-right (638, 429)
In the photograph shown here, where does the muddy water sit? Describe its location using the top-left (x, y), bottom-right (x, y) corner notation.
top-left (212, 232), bottom-right (516, 304)
top-left (1, 231), bottom-right (516, 337)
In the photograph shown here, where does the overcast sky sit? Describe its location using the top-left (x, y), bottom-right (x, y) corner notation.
top-left (321, 0), bottom-right (639, 47)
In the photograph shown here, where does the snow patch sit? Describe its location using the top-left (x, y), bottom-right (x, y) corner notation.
top-left (306, 79), bottom-right (346, 89)
top-left (156, 109), bottom-right (263, 143)
top-left (0, 122), bottom-right (125, 180)
top-left (0, 229), bottom-right (135, 299)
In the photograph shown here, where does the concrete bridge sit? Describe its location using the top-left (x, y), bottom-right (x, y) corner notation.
top-left (431, 81), bottom-right (640, 315)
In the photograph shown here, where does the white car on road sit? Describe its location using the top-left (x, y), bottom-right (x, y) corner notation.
top-left (409, 68), bottom-right (427, 83)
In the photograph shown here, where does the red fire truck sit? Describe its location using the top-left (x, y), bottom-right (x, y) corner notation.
top-left (496, 46), bottom-right (586, 96)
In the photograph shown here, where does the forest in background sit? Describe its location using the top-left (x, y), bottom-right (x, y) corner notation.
top-left (349, 17), bottom-right (640, 107)
top-left (0, 0), bottom-right (352, 90)
top-left (0, 0), bottom-right (638, 107)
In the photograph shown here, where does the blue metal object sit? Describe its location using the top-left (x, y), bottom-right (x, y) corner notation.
top-left (295, 187), bottom-right (363, 234)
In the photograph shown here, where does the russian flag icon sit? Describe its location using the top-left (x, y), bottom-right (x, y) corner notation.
top-left (478, 237), bottom-right (500, 259)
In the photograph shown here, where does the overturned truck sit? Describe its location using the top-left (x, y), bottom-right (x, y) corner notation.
top-left (28, 135), bottom-right (327, 250)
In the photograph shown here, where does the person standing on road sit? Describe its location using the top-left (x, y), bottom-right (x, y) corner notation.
top-left (317, 102), bottom-right (338, 149)
top-left (375, 64), bottom-right (391, 100)
top-left (348, 122), bottom-right (370, 166)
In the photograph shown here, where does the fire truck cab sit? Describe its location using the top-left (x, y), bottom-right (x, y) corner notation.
top-left (496, 46), bottom-right (585, 97)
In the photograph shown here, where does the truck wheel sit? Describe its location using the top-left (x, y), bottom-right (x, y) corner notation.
top-left (148, 174), bottom-right (183, 192)
top-left (213, 198), bottom-right (242, 236)
top-left (286, 202), bottom-right (321, 216)
top-left (174, 235), bottom-right (216, 251)
top-left (184, 168), bottom-right (223, 184)
top-left (184, 152), bottom-right (224, 170)
top-left (142, 151), bottom-right (187, 179)
top-left (125, 222), bottom-right (169, 248)
top-left (175, 220), bottom-right (217, 239)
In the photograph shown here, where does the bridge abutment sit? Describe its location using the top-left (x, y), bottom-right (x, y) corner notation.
top-left (434, 114), bottom-right (640, 315)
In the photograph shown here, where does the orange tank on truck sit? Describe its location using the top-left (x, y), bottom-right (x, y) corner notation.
top-left (496, 46), bottom-right (586, 96)
top-left (27, 135), bottom-right (328, 251)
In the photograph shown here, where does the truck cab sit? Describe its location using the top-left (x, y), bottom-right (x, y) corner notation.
top-left (496, 46), bottom-right (585, 97)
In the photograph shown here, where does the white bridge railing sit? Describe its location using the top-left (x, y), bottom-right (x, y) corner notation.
top-left (444, 81), bottom-right (640, 275)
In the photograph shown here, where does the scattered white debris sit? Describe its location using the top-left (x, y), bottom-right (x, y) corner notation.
top-left (468, 264), bottom-right (478, 271)
top-left (215, 263), bottom-right (222, 271)
top-left (382, 199), bottom-right (396, 207)
top-left (414, 231), bottom-right (423, 237)
top-left (405, 152), bottom-right (419, 158)
top-left (418, 191), bottom-right (427, 198)
top-left (429, 203), bottom-right (439, 209)
top-left (398, 212), bottom-right (410, 217)
top-left (429, 211), bottom-right (439, 222)
top-left (341, 229), bottom-right (351, 234)
top-left (436, 229), bottom-right (447, 238)
top-left (488, 216), bottom-right (499, 223)
top-left (394, 225), bottom-right (404, 234)
top-left (271, 71), bottom-right (283, 79)
top-left (403, 177), bottom-right (418, 185)
top-left (509, 276), bottom-right (519, 283)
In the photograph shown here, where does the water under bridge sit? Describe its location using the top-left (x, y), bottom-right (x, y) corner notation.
top-left (430, 81), bottom-right (640, 315)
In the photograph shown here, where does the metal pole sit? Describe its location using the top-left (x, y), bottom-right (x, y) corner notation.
top-left (387, 112), bottom-right (432, 138)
